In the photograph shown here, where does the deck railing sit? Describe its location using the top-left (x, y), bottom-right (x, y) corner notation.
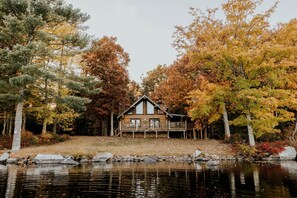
top-left (120, 121), bottom-right (187, 132)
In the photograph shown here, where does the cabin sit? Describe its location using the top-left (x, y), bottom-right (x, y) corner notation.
top-left (117, 95), bottom-right (193, 138)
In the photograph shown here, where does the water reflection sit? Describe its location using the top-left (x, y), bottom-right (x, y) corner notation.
top-left (0, 161), bottom-right (297, 197)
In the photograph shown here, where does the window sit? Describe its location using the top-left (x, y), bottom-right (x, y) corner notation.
top-left (136, 101), bottom-right (143, 114)
top-left (147, 102), bottom-right (154, 114)
top-left (149, 118), bottom-right (160, 129)
top-left (130, 119), bottom-right (141, 128)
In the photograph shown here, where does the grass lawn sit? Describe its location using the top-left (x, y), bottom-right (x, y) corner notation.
top-left (8, 136), bottom-right (235, 158)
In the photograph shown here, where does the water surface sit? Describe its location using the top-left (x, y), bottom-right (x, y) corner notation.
top-left (1, 161), bottom-right (297, 197)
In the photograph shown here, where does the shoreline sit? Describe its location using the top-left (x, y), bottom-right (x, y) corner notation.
top-left (1, 136), bottom-right (296, 165)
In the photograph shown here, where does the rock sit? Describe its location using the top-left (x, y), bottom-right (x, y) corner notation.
top-left (92, 152), bottom-right (113, 162)
top-left (262, 155), bottom-right (280, 161)
top-left (80, 157), bottom-right (89, 164)
top-left (6, 158), bottom-right (18, 164)
top-left (61, 157), bottom-right (79, 165)
top-left (194, 157), bottom-right (210, 162)
top-left (194, 163), bottom-right (202, 170)
top-left (0, 152), bottom-right (10, 163)
top-left (279, 146), bottom-right (297, 161)
top-left (34, 154), bottom-right (64, 164)
top-left (143, 157), bottom-right (157, 163)
top-left (192, 150), bottom-right (202, 159)
top-left (207, 160), bottom-right (220, 166)
top-left (209, 155), bottom-right (220, 160)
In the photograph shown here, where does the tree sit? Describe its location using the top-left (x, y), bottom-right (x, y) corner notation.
top-left (141, 64), bottom-right (167, 97)
top-left (174, 0), bottom-right (297, 146)
top-left (151, 56), bottom-right (196, 114)
top-left (82, 36), bottom-right (130, 136)
top-left (128, 80), bottom-right (142, 103)
top-left (0, 0), bottom-right (90, 150)
top-left (187, 75), bottom-right (231, 140)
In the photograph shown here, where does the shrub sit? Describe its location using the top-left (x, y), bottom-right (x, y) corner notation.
top-left (0, 132), bottom-right (70, 150)
top-left (256, 141), bottom-right (285, 157)
top-left (238, 144), bottom-right (257, 158)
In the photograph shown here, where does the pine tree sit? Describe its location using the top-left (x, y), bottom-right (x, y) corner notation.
top-left (0, 0), bottom-right (90, 150)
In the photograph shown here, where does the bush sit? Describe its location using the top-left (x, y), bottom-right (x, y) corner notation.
top-left (238, 144), bottom-right (257, 158)
top-left (0, 131), bottom-right (70, 150)
top-left (256, 141), bottom-right (285, 157)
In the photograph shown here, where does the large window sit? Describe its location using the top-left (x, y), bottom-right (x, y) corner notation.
top-left (149, 118), bottom-right (160, 129)
top-left (147, 102), bottom-right (155, 114)
top-left (136, 101), bottom-right (143, 114)
top-left (130, 119), bottom-right (141, 128)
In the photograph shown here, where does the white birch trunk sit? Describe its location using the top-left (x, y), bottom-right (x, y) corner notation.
top-left (11, 101), bottom-right (23, 151)
top-left (246, 112), bottom-right (255, 147)
top-left (222, 104), bottom-right (231, 140)
top-left (22, 113), bottom-right (26, 132)
top-left (8, 114), bottom-right (13, 137)
top-left (2, 113), bottom-right (7, 136)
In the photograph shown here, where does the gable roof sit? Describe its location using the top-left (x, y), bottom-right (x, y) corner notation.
top-left (117, 95), bottom-right (173, 119)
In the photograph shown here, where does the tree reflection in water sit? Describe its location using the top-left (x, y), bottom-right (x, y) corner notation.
top-left (0, 161), bottom-right (297, 197)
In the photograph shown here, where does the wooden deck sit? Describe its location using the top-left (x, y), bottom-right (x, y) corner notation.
top-left (117, 121), bottom-right (193, 138)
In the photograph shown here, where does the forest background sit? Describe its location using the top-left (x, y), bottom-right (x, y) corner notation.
top-left (0, 0), bottom-right (297, 151)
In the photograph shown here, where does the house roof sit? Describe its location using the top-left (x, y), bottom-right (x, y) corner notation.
top-left (117, 95), bottom-right (185, 119)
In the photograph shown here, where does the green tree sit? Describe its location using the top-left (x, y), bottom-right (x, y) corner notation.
top-left (0, 0), bottom-right (90, 150)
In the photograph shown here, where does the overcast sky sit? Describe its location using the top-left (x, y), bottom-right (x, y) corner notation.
top-left (65, 0), bottom-right (297, 83)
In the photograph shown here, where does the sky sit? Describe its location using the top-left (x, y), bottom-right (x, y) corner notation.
top-left (65, 0), bottom-right (297, 83)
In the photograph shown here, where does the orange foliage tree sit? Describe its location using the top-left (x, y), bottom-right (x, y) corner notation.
top-left (82, 36), bottom-right (130, 136)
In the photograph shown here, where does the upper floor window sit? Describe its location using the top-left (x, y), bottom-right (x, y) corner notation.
top-left (147, 102), bottom-right (154, 114)
top-left (136, 101), bottom-right (143, 114)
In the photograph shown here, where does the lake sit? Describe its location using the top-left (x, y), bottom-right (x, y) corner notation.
top-left (1, 161), bottom-right (297, 197)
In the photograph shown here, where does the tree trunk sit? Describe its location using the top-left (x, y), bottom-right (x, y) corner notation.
top-left (222, 104), bottom-right (231, 140)
top-left (2, 113), bottom-right (7, 136)
top-left (292, 116), bottom-right (297, 141)
top-left (11, 101), bottom-right (23, 151)
top-left (22, 113), bottom-right (26, 133)
top-left (42, 119), bottom-right (47, 136)
top-left (9, 114), bottom-right (13, 137)
top-left (102, 117), bottom-right (108, 136)
top-left (204, 127), bottom-right (208, 139)
top-left (53, 118), bottom-right (57, 135)
top-left (246, 112), bottom-right (255, 147)
top-left (110, 110), bottom-right (114, 136)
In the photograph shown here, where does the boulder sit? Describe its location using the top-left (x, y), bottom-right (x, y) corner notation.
top-left (0, 152), bottom-right (10, 163)
top-left (143, 157), bottom-right (157, 163)
top-left (34, 154), bottom-right (64, 164)
top-left (207, 160), bottom-right (220, 166)
top-left (192, 150), bottom-right (202, 159)
top-left (61, 157), bottom-right (79, 165)
top-left (92, 152), bottom-right (113, 162)
top-left (279, 146), bottom-right (297, 161)
top-left (80, 157), bottom-right (89, 164)
top-left (6, 158), bottom-right (19, 164)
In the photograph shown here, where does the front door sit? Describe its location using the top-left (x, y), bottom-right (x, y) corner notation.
top-left (149, 118), bottom-right (160, 129)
